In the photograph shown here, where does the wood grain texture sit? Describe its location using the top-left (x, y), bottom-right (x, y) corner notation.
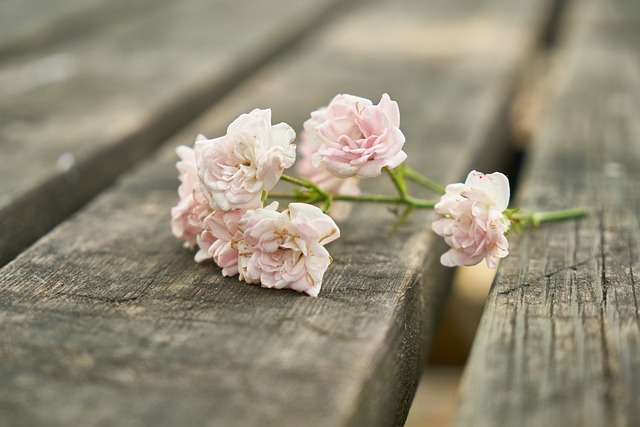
top-left (0, 0), bottom-right (344, 266)
top-left (455, 0), bottom-right (640, 425)
top-left (0, 0), bottom-right (551, 425)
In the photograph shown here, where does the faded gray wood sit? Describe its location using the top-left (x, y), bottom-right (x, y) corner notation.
top-left (0, 0), bottom-right (147, 58)
top-left (0, 0), bottom-right (344, 266)
top-left (455, 0), bottom-right (640, 425)
top-left (0, 0), bottom-right (552, 425)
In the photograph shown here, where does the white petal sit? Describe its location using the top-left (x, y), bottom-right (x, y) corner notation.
top-left (465, 171), bottom-right (510, 211)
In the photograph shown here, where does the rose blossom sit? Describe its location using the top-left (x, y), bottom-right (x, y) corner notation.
top-left (195, 109), bottom-right (296, 211)
top-left (237, 202), bottom-right (340, 297)
top-left (305, 93), bottom-right (407, 179)
top-left (201, 209), bottom-right (246, 277)
top-left (171, 145), bottom-right (212, 248)
top-left (296, 125), bottom-right (360, 221)
top-left (432, 171), bottom-right (510, 268)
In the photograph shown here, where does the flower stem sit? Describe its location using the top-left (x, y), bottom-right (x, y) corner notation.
top-left (268, 193), bottom-right (304, 200)
top-left (268, 192), bottom-right (437, 209)
top-left (512, 208), bottom-right (588, 227)
top-left (391, 205), bottom-right (416, 233)
top-left (403, 166), bottom-right (446, 195)
top-left (385, 166), bottom-right (409, 199)
top-left (280, 174), bottom-right (313, 188)
top-left (332, 194), bottom-right (436, 208)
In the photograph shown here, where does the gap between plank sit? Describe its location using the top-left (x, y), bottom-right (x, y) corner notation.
top-left (421, 0), bottom-right (574, 371)
top-left (451, 0), bottom-right (574, 209)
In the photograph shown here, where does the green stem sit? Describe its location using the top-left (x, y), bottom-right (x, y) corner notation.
top-left (391, 205), bottom-right (416, 233)
top-left (278, 171), bottom-right (438, 208)
top-left (277, 173), bottom-right (585, 226)
top-left (514, 208), bottom-right (588, 227)
top-left (268, 192), bottom-right (437, 209)
top-left (333, 194), bottom-right (436, 208)
top-left (403, 166), bottom-right (446, 195)
top-left (320, 194), bottom-right (333, 213)
top-left (280, 174), bottom-right (313, 188)
top-left (385, 166), bottom-right (409, 199)
top-left (268, 193), bottom-right (305, 200)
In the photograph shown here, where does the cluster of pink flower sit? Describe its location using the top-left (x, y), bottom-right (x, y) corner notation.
top-left (172, 93), bottom-right (513, 296)
top-left (171, 109), bottom-right (341, 297)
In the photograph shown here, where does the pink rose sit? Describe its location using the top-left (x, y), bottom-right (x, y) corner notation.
top-left (195, 109), bottom-right (296, 211)
top-left (201, 209), bottom-right (246, 277)
top-left (296, 128), bottom-right (360, 221)
top-left (305, 93), bottom-right (407, 179)
top-left (171, 145), bottom-right (212, 248)
top-left (238, 202), bottom-right (340, 297)
top-left (432, 171), bottom-right (510, 268)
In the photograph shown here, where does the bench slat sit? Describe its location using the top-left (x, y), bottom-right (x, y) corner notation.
top-left (455, 0), bottom-right (640, 424)
top-left (0, 0), bottom-right (552, 425)
top-left (0, 0), bottom-right (162, 58)
top-left (0, 0), bottom-right (343, 266)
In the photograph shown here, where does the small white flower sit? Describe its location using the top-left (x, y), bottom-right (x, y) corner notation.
top-left (432, 171), bottom-right (510, 268)
top-left (195, 109), bottom-right (296, 211)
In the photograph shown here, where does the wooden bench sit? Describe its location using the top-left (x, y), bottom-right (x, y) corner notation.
top-left (455, 0), bottom-right (640, 425)
top-left (2, 0), bottom-right (637, 425)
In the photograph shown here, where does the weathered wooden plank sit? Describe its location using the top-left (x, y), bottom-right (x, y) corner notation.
top-left (0, 0), bottom-right (551, 425)
top-left (0, 0), bottom-right (143, 58)
top-left (455, 0), bottom-right (640, 425)
top-left (0, 0), bottom-right (344, 266)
